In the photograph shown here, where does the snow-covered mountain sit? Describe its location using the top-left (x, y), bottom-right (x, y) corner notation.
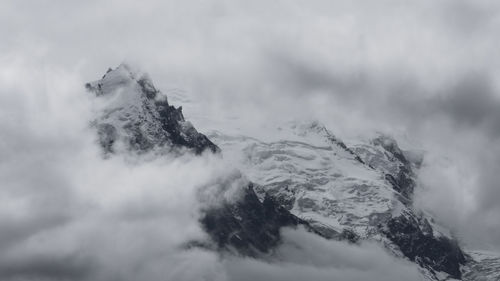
top-left (86, 65), bottom-right (500, 281)
top-left (86, 64), bottom-right (312, 258)
top-left (86, 64), bottom-right (219, 155)
top-left (209, 122), bottom-right (466, 280)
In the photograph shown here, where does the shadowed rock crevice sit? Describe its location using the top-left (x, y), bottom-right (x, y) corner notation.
top-left (200, 184), bottom-right (320, 257)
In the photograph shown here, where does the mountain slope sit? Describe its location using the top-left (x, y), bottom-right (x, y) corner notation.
top-left (209, 121), bottom-right (465, 280)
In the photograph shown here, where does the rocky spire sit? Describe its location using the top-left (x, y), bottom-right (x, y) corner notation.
top-left (86, 64), bottom-right (220, 155)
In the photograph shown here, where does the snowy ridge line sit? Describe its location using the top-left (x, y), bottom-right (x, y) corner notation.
top-left (210, 120), bottom-right (466, 280)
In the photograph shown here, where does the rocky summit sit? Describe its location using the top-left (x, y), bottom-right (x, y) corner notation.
top-left (86, 64), bottom-right (219, 155)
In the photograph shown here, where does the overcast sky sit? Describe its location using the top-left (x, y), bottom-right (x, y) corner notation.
top-left (1, 0), bottom-right (500, 279)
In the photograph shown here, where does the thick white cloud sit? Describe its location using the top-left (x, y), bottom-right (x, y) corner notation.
top-left (224, 227), bottom-right (421, 281)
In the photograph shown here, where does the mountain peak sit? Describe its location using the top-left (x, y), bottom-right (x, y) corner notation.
top-left (86, 63), bottom-right (158, 99)
top-left (86, 64), bottom-right (219, 155)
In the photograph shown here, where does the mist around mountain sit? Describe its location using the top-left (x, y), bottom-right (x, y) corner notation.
top-left (3, 1), bottom-right (500, 280)
top-left (0, 64), bottom-right (485, 281)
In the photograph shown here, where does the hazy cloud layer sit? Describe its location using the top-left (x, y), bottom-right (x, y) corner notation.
top-left (2, 0), bottom-right (500, 279)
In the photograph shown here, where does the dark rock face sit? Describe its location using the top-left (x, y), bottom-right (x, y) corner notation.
top-left (384, 166), bottom-right (415, 204)
top-left (383, 212), bottom-right (466, 279)
top-left (373, 136), bottom-right (415, 200)
top-left (154, 99), bottom-right (219, 154)
top-left (353, 135), bottom-right (467, 278)
top-left (375, 138), bottom-right (465, 279)
top-left (200, 184), bottom-right (315, 257)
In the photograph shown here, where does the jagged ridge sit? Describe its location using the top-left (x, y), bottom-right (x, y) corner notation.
top-left (86, 64), bottom-right (219, 155)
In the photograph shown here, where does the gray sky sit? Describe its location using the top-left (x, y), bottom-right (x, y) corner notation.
top-left (1, 0), bottom-right (500, 279)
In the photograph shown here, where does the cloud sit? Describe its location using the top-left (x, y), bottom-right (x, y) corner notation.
top-left (436, 74), bottom-right (500, 137)
top-left (2, 0), bottom-right (500, 278)
top-left (223, 227), bottom-right (421, 281)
